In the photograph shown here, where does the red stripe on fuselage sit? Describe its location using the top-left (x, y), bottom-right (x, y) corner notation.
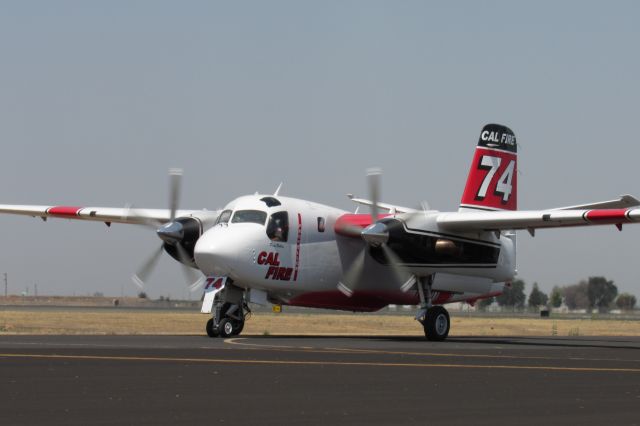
top-left (286, 290), bottom-right (455, 312)
top-left (334, 213), bottom-right (391, 237)
top-left (585, 209), bottom-right (630, 223)
top-left (293, 213), bottom-right (302, 281)
top-left (47, 206), bottom-right (83, 217)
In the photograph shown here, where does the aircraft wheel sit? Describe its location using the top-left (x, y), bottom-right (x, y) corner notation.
top-left (206, 318), bottom-right (219, 338)
top-left (233, 320), bottom-right (244, 336)
top-left (219, 318), bottom-right (237, 338)
top-left (423, 306), bottom-right (450, 341)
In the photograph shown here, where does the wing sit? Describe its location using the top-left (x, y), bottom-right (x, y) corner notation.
top-left (0, 204), bottom-right (219, 226)
top-left (438, 205), bottom-right (640, 233)
top-left (346, 195), bottom-right (416, 214)
top-left (553, 194), bottom-right (640, 211)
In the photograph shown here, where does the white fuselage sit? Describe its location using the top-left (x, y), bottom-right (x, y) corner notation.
top-left (193, 195), bottom-right (514, 311)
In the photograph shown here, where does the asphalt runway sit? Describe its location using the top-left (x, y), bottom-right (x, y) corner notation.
top-left (1, 335), bottom-right (640, 425)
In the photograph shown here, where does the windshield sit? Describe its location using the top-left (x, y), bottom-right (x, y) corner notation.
top-left (215, 210), bottom-right (232, 225)
top-left (231, 210), bottom-right (267, 225)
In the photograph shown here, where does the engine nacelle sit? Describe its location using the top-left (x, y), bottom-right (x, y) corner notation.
top-left (161, 210), bottom-right (221, 267)
top-left (370, 218), bottom-right (500, 267)
top-left (163, 217), bottom-right (202, 267)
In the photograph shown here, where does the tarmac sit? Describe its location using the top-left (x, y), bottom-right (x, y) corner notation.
top-left (1, 334), bottom-right (640, 425)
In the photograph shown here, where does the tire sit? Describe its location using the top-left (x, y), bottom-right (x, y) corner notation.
top-left (233, 320), bottom-right (244, 336)
top-left (424, 306), bottom-right (450, 341)
top-left (219, 318), bottom-right (236, 338)
top-left (206, 318), bottom-right (219, 338)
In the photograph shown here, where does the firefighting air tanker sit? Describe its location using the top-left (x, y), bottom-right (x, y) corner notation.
top-left (2, 124), bottom-right (639, 341)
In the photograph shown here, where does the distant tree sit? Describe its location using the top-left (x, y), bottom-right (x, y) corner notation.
top-left (616, 293), bottom-right (637, 311)
top-left (496, 279), bottom-right (526, 309)
top-left (93, 292), bottom-right (104, 298)
top-left (137, 291), bottom-right (147, 299)
top-left (477, 297), bottom-right (494, 311)
top-left (549, 286), bottom-right (563, 308)
top-left (587, 276), bottom-right (618, 312)
top-left (528, 283), bottom-right (548, 309)
top-left (562, 281), bottom-right (589, 310)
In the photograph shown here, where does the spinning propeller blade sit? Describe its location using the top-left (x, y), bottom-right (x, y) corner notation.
top-left (338, 169), bottom-right (416, 296)
top-left (130, 168), bottom-right (204, 291)
top-left (122, 203), bottom-right (163, 229)
top-left (337, 249), bottom-right (366, 296)
top-left (176, 243), bottom-right (205, 289)
top-left (168, 168), bottom-right (182, 221)
top-left (380, 244), bottom-right (415, 292)
top-left (132, 244), bottom-right (164, 288)
top-left (367, 168), bottom-right (381, 222)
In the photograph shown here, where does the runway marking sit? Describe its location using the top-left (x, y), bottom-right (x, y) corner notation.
top-left (323, 346), bottom-right (640, 364)
top-left (224, 338), bottom-right (640, 364)
top-left (224, 338), bottom-right (305, 350)
top-left (2, 352), bottom-right (640, 373)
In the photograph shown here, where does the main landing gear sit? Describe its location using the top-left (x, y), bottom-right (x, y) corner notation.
top-left (415, 275), bottom-right (450, 341)
top-left (206, 284), bottom-right (250, 338)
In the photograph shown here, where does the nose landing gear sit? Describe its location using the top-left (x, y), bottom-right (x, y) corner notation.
top-left (205, 318), bottom-right (219, 337)
top-left (206, 283), bottom-right (250, 338)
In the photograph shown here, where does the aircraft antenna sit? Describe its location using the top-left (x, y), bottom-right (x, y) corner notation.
top-left (273, 182), bottom-right (283, 196)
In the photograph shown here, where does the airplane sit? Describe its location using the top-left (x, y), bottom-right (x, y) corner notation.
top-left (2, 123), bottom-right (639, 341)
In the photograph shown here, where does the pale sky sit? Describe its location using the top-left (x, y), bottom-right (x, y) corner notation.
top-left (0, 1), bottom-right (639, 299)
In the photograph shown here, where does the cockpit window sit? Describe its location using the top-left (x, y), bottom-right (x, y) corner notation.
top-left (267, 211), bottom-right (289, 242)
top-left (231, 210), bottom-right (267, 225)
top-left (215, 210), bottom-right (232, 225)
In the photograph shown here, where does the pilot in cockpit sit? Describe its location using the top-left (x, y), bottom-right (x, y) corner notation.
top-left (268, 212), bottom-right (289, 242)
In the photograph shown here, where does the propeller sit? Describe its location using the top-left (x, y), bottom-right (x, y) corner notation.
top-left (337, 169), bottom-right (416, 296)
top-left (131, 245), bottom-right (164, 289)
top-left (130, 169), bottom-right (205, 291)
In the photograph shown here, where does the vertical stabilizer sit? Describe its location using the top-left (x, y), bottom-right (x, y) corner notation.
top-left (459, 124), bottom-right (517, 212)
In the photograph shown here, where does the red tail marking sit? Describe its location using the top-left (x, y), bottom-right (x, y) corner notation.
top-left (460, 147), bottom-right (518, 211)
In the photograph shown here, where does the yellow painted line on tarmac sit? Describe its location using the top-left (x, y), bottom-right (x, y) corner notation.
top-left (224, 338), bottom-right (304, 350)
top-left (224, 338), bottom-right (640, 364)
top-left (2, 352), bottom-right (640, 373)
top-left (322, 346), bottom-right (640, 364)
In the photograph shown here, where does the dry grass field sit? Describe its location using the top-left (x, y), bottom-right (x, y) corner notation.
top-left (2, 309), bottom-right (640, 337)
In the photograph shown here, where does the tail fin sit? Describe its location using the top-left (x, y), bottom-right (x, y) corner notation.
top-left (459, 124), bottom-right (517, 212)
